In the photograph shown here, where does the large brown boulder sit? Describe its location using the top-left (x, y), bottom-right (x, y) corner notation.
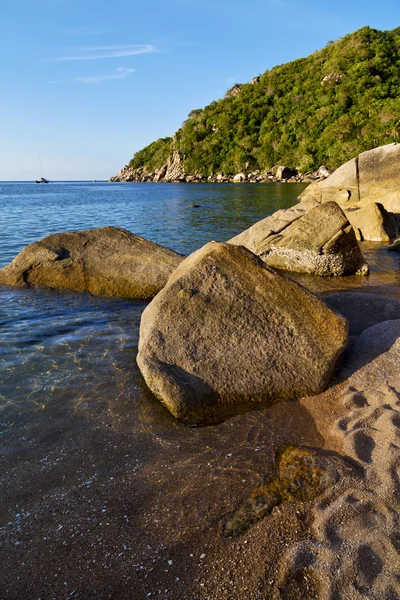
top-left (298, 143), bottom-right (400, 240)
top-left (137, 241), bottom-right (348, 425)
top-left (229, 201), bottom-right (368, 276)
top-left (0, 226), bottom-right (184, 300)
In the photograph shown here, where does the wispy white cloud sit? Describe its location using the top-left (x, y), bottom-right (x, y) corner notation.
top-left (47, 67), bottom-right (136, 84)
top-left (52, 44), bottom-right (155, 62)
top-left (75, 67), bottom-right (136, 83)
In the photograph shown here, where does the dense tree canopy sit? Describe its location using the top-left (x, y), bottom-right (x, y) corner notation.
top-left (128, 26), bottom-right (400, 176)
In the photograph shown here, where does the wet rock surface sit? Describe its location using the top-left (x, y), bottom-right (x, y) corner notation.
top-left (324, 291), bottom-right (400, 335)
top-left (0, 226), bottom-right (184, 300)
top-left (388, 237), bottom-right (400, 251)
top-left (225, 445), bottom-right (361, 538)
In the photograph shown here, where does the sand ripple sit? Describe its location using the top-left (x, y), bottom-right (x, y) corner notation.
top-left (278, 321), bottom-right (400, 599)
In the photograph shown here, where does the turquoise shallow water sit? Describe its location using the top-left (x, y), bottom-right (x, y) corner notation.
top-left (1, 181), bottom-right (400, 598)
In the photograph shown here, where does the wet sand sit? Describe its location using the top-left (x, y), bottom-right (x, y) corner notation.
top-left (1, 380), bottom-right (324, 599)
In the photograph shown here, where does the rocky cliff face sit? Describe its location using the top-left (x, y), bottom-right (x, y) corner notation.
top-left (110, 135), bottom-right (185, 183)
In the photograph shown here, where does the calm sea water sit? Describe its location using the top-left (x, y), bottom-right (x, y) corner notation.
top-left (1, 181), bottom-right (400, 598)
top-left (0, 181), bottom-right (304, 427)
top-left (1, 179), bottom-right (400, 439)
top-left (0, 181), bottom-right (305, 266)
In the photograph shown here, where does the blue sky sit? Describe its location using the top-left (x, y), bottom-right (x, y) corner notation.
top-left (1, 0), bottom-right (400, 180)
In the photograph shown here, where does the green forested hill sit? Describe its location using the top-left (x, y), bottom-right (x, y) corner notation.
top-left (128, 26), bottom-right (400, 176)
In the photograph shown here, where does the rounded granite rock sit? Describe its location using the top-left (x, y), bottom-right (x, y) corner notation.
top-left (137, 241), bottom-right (348, 425)
top-left (0, 226), bottom-right (184, 301)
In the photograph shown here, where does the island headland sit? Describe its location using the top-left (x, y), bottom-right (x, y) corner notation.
top-left (110, 26), bottom-right (400, 185)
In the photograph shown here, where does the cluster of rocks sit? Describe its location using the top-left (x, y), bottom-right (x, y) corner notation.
top-left (0, 199), bottom-right (372, 427)
top-left (110, 163), bottom-right (333, 185)
top-left (300, 142), bottom-right (400, 242)
top-left (2, 143), bottom-right (400, 429)
top-left (223, 165), bottom-right (333, 184)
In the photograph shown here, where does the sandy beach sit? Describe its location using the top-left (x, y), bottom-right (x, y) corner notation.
top-left (3, 312), bottom-right (400, 599)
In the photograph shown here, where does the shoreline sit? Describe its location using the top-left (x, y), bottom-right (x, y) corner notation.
top-left (2, 170), bottom-right (400, 598)
top-left (3, 320), bottom-right (400, 599)
top-left (108, 176), bottom-right (319, 185)
top-left (2, 263), bottom-right (400, 599)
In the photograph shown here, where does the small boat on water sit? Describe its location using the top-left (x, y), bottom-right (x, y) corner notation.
top-left (35, 155), bottom-right (50, 183)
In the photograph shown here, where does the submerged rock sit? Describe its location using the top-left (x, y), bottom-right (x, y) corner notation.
top-left (230, 201), bottom-right (369, 276)
top-left (137, 241), bottom-right (348, 425)
top-left (225, 445), bottom-right (361, 537)
top-left (0, 226), bottom-right (184, 300)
